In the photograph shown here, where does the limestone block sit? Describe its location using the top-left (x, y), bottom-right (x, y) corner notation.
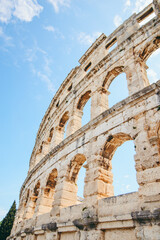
top-left (105, 228), bottom-right (136, 240)
top-left (137, 166), bottom-right (160, 184)
top-left (139, 182), bottom-right (160, 196)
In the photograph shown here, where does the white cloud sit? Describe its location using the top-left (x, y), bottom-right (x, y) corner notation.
top-left (78, 32), bottom-right (102, 46)
top-left (26, 44), bottom-right (55, 93)
top-left (126, 184), bottom-right (131, 190)
top-left (133, 0), bottom-right (152, 13)
top-left (37, 72), bottom-right (54, 92)
top-left (47, 0), bottom-right (71, 13)
top-left (124, 0), bottom-right (131, 12)
top-left (147, 69), bottom-right (158, 83)
top-left (124, 175), bottom-right (129, 178)
top-left (113, 15), bottom-right (122, 27)
top-left (44, 25), bottom-right (55, 32)
top-left (0, 0), bottom-right (43, 23)
top-left (0, 0), bottom-right (14, 23)
top-left (13, 0), bottom-right (43, 22)
top-left (0, 26), bottom-right (13, 46)
top-left (0, 207), bottom-right (7, 220)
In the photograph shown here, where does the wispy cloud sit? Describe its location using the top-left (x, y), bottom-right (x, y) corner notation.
top-left (113, 15), bottom-right (122, 27)
top-left (0, 26), bottom-right (13, 46)
top-left (124, 175), bottom-right (129, 178)
top-left (147, 69), bottom-right (158, 83)
top-left (133, 0), bottom-right (152, 13)
top-left (126, 184), bottom-right (131, 190)
top-left (47, 0), bottom-right (71, 13)
top-left (124, 0), bottom-right (131, 12)
top-left (26, 43), bottom-right (55, 93)
top-left (37, 71), bottom-right (54, 92)
top-left (0, 0), bottom-right (43, 23)
top-left (78, 32), bottom-right (102, 46)
top-left (43, 25), bottom-right (55, 32)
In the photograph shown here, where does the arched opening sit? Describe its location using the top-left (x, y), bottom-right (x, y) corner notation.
top-left (108, 73), bottom-right (128, 108)
top-left (146, 48), bottom-right (160, 84)
top-left (67, 154), bottom-right (86, 204)
top-left (28, 181), bottom-right (40, 218)
top-left (24, 189), bottom-right (30, 208)
top-left (77, 91), bottom-right (91, 127)
top-left (48, 127), bottom-right (54, 143)
top-left (103, 67), bottom-right (128, 108)
top-left (102, 133), bottom-right (138, 196)
top-left (112, 141), bottom-right (138, 195)
top-left (59, 111), bottom-right (69, 139)
top-left (140, 36), bottom-right (160, 84)
top-left (35, 144), bottom-right (44, 165)
top-left (42, 169), bottom-right (58, 213)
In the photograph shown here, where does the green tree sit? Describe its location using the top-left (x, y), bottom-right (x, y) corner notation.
top-left (0, 201), bottom-right (16, 240)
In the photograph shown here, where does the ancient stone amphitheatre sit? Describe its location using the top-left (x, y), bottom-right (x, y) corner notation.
top-left (9, 1), bottom-right (160, 239)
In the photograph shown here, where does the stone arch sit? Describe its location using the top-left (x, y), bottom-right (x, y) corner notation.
top-left (47, 127), bottom-right (54, 143)
top-left (44, 168), bottom-right (57, 196)
top-left (37, 168), bottom-right (58, 214)
top-left (31, 181), bottom-right (40, 215)
top-left (68, 154), bottom-right (86, 183)
top-left (139, 36), bottom-right (160, 62)
top-left (24, 189), bottom-right (30, 207)
top-left (77, 91), bottom-right (91, 110)
top-left (76, 90), bottom-right (92, 127)
top-left (99, 133), bottom-right (137, 196)
top-left (59, 111), bottom-right (69, 128)
top-left (102, 66), bottom-right (125, 89)
top-left (102, 133), bottom-right (132, 162)
top-left (61, 154), bottom-right (87, 205)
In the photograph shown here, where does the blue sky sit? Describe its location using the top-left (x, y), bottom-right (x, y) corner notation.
top-left (0, 0), bottom-right (160, 220)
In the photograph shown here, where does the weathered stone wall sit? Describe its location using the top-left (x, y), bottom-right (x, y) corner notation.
top-left (9, 1), bottom-right (160, 239)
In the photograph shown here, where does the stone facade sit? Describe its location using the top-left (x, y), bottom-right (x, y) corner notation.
top-left (9, 1), bottom-right (160, 239)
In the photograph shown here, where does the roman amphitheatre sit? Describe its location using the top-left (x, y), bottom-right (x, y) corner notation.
top-left (9, 1), bottom-right (160, 239)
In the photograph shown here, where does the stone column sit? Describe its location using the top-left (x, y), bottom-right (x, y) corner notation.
top-left (23, 197), bottom-right (36, 220)
top-left (133, 107), bottom-right (160, 201)
top-left (83, 154), bottom-right (114, 206)
top-left (51, 177), bottom-right (78, 217)
top-left (153, 0), bottom-right (160, 17)
top-left (33, 188), bottom-right (55, 216)
top-left (51, 126), bottom-right (64, 147)
top-left (66, 109), bottom-right (83, 136)
top-left (125, 56), bottom-right (150, 95)
top-left (91, 87), bottom-right (110, 120)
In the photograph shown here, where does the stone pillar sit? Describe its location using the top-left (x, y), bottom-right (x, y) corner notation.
top-left (133, 109), bottom-right (160, 201)
top-left (125, 57), bottom-right (150, 95)
top-left (23, 197), bottom-right (36, 220)
top-left (66, 109), bottom-right (83, 136)
top-left (51, 177), bottom-right (78, 217)
top-left (91, 87), bottom-right (110, 120)
top-left (84, 155), bottom-right (114, 206)
top-left (153, 0), bottom-right (160, 17)
top-left (51, 126), bottom-right (64, 147)
top-left (33, 188), bottom-right (55, 216)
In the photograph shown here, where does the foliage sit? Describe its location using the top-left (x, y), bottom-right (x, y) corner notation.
top-left (0, 201), bottom-right (16, 240)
